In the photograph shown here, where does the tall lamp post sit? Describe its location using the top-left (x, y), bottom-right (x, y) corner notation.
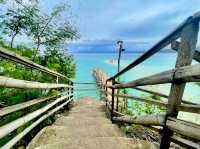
top-left (117, 40), bottom-right (125, 73)
top-left (116, 40), bottom-right (125, 111)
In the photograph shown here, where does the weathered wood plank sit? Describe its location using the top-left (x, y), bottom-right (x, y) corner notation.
top-left (133, 87), bottom-right (197, 105)
top-left (0, 96), bottom-right (56, 117)
top-left (106, 91), bottom-right (168, 107)
top-left (177, 103), bottom-right (200, 114)
top-left (171, 135), bottom-right (200, 149)
top-left (0, 76), bottom-right (72, 89)
top-left (113, 114), bottom-right (165, 126)
top-left (167, 117), bottom-right (200, 140)
top-left (113, 63), bottom-right (200, 89)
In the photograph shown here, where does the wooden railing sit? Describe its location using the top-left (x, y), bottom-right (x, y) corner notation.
top-left (102, 11), bottom-right (200, 149)
top-left (0, 47), bottom-right (74, 149)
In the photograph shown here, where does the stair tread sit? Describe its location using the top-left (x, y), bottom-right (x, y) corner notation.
top-left (29, 137), bottom-right (157, 149)
top-left (54, 116), bottom-right (111, 126)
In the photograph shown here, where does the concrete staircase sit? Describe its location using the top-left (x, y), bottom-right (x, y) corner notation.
top-left (27, 97), bottom-right (157, 149)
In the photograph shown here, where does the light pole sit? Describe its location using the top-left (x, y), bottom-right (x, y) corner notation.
top-left (117, 40), bottom-right (125, 73)
top-left (116, 40), bottom-right (125, 111)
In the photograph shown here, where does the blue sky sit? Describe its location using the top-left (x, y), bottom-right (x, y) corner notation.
top-left (3, 0), bottom-right (200, 52)
top-left (64, 0), bottom-right (200, 52)
top-left (40, 0), bottom-right (200, 42)
top-left (68, 0), bottom-right (200, 42)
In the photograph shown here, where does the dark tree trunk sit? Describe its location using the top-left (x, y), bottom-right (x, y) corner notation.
top-left (10, 33), bottom-right (17, 48)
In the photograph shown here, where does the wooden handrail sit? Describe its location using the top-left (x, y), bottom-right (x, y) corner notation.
top-left (0, 47), bottom-right (73, 82)
top-left (0, 30), bottom-right (74, 148)
top-left (0, 96), bottom-right (57, 117)
top-left (106, 90), bottom-right (168, 107)
top-left (0, 76), bottom-right (73, 89)
top-left (113, 63), bottom-right (200, 89)
top-left (133, 87), bottom-right (197, 105)
top-left (177, 104), bottom-right (200, 114)
top-left (0, 94), bottom-right (72, 139)
top-left (1, 97), bottom-right (73, 149)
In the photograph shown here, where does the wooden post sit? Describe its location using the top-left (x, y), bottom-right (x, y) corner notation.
top-left (71, 82), bottom-right (74, 101)
top-left (111, 79), bottom-right (115, 121)
top-left (116, 85), bottom-right (119, 112)
top-left (160, 21), bottom-right (199, 149)
top-left (105, 80), bottom-right (108, 107)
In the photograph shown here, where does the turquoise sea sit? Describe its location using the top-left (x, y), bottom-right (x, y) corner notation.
top-left (74, 53), bottom-right (200, 103)
top-left (73, 52), bottom-right (200, 124)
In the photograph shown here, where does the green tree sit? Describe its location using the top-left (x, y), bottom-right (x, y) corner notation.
top-left (43, 22), bottom-right (78, 49)
top-left (29, 4), bottom-right (78, 61)
top-left (42, 47), bottom-right (76, 78)
top-left (0, 0), bottom-right (39, 47)
top-left (0, 8), bottom-right (28, 47)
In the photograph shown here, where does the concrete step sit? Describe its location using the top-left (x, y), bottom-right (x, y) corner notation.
top-left (27, 125), bottom-right (126, 148)
top-left (74, 97), bottom-right (103, 106)
top-left (27, 97), bottom-right (158, 149)
top-left (54, 116), bottom-right (111, 127)
top-left (28, 137), bottom-right (157, 149)
top-left (62, 110), bottom-right (107, 118)
top-left (71, 104), bottom-right (106, 111)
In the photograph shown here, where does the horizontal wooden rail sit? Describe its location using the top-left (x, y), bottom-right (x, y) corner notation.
top-left (113, 114), bottom-right (165, 126)
top-left (0, 94), bottom-right (71, 139)
top-left (106, 91), bottom-right (167, 107)
top-left (166, 117), bottom-right (200, 140)
top-left (0, 48), bottom-right (72, 82)
top-left (171, 135), bottom-right (200, 149)
top-left (114, 63), bottom-right (200, 89)
top-left (108, 12), bottom-right (200, 81)
top-left (133, 87), bottom-right (197, 105)
top-left (0, 76), bottom-right (73, 89)
top-left (133, 87), bottom-right (168, 98)
top-left (177, 104), bottom-right (200, 114)
top-left (1, 97), bottom-right (73, 149)
top-left (0, 96), bottom-right (57, 117)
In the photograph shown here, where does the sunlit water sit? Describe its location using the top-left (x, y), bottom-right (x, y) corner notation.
top-left (74, 53), bottom-right (200, 123)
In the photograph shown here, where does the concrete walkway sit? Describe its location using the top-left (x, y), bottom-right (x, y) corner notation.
top-left (27, 97), bottom-right (156, 149)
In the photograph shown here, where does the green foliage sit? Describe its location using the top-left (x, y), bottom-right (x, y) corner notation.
top-left (42, 48), bottom-right (76, 78)
top-left (126, 95), bottom-right (166, 116)
top-left (27, 3), bottom-right (79, 60)
top-left (0, 5), bottom-right (36, 47)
